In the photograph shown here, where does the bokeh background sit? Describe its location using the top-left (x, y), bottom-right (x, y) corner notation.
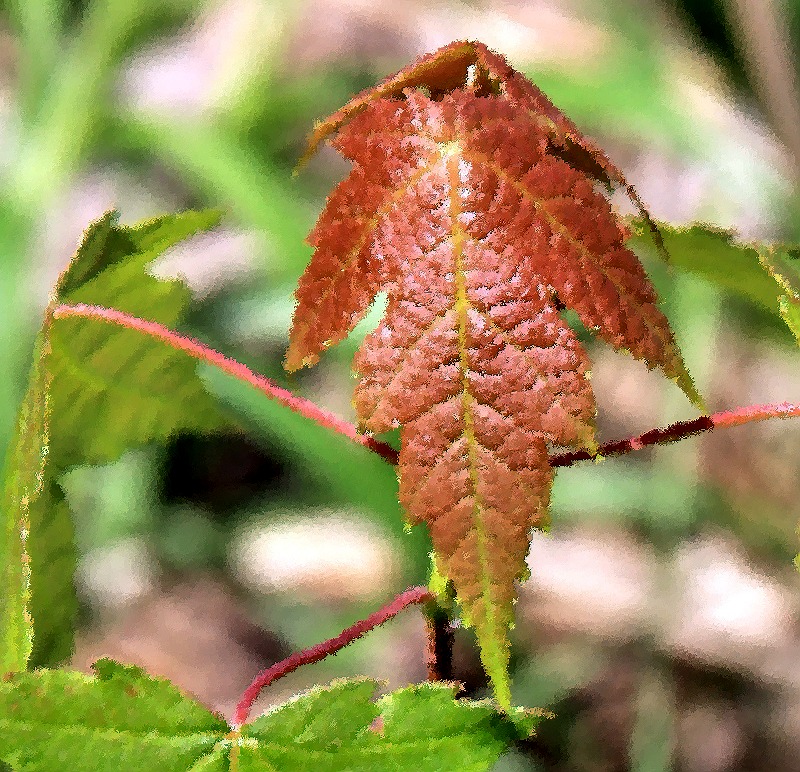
top-left (1, 1), bottom-right (800, 769)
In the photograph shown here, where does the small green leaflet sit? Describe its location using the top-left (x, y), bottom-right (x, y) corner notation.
top-left (758, 248), bottom-right (800, 344)
top-left (0, 210), bottom-right (228, 671)
top-left (627, 219), bottom-right (799, 318)
top-left (0, 660), bottom-right (537, 771)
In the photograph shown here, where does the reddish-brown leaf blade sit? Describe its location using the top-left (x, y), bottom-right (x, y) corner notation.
top-left (288, 44), bottom-right (700, 707)
top-left (469, 43), bottom-right (623, 186)
top-left (342, 92), bottom-right (598, 704)
top-left (448, 92), bottom-right (698, 403)
top-left (286, 103), bottom-right (440, 371)
top-left (469, 42), bottom-right (672, 257)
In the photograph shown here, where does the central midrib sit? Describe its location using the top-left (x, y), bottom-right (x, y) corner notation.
top-left (444, 151), bottom-right (497, 639)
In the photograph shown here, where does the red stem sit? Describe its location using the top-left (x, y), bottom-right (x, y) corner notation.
top-left (52, 304), bottom-right (800, 471)
top-left (231, 586), bottom-right (433, 727)
top-left (52, 303), bottom-right (398, 464)
top-left (549, 401), bottom-right (800, 467)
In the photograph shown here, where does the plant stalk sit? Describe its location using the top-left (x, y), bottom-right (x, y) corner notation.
top-left (231, 586), bottom-right (433, 728)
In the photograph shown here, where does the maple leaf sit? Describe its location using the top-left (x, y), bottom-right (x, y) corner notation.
top-left (286, 40), bottom-right (699, 708)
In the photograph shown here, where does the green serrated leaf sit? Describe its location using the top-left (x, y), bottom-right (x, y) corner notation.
top-left (759, 248), bottom-right (800, 300)
top-left (244, 679), bottom-right (379, 744)
top-left (54, 211), bottom-right (117, 298)
top-left (627, 220), bottom-right (786, 313)
top-left (0, 668), bottom-right (531, 771)
top-left (47, 316), bottom-right (225, 467)
top-left (240, 679), bottom-right (532, 771)
top-left (46, 212), bottom-right (228, 470)
top-left (56, 210), bottom-right (222, 300)
top-left (377, 683), bottom-right (538, 770)
top-left (0, 659), bottom-right (227, 771)
top-left (760, 248), bottom-right (800, 344)
top-left (1, 210), bottom-right (227, 669)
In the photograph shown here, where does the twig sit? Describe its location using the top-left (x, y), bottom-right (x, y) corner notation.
top-left (424, 600), bottom-right (455, 683)
top-left (231, 586), bottom-right (433, 728)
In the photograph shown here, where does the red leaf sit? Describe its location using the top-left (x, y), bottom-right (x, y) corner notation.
top-left (287, 41), bottom-right (698, 707)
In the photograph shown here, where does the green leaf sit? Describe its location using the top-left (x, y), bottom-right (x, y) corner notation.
top-left (759, 247), bottom-right (800, 300)
top-left (0, 333), bottom-right (50, 673)
top-left (627, 220), bottom-right (784, 313)
top-left (376, 683), bottom-right (539, 770)
top-left (628, 219), bottom-right (800, 349)
top-left (1, 210), bottom-right (227, 670)
top-left (56, 209), bottom-right (222, 299)
top-left (253, 679), bottom-right (381, 739)
top-left (48, 211), bottom-right (228, 468)
top-left (240, 679), bottom-right (535, 771)
top-left (0, 667), bottom-right (533, 771)
top-left (0, 660), bottom-right (227, 771)
top-left (25, 483), bottom-right (76, 669)
top-left (760, 248), bottom-right (800, 344)
top-left (780, 296), bottom-right (800, 343)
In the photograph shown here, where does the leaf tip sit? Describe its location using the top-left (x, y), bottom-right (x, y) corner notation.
top-left (491, 672), bottom-right (513, 713)
top-left (296, 120), bottom-right (330, 172)
top-left (283, 345), bottom-right (317, 373)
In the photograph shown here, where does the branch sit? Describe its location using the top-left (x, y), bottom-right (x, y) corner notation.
top-left (51, 303), bottom-right (398, 464)
top-left (52, 304), bottom-right (800, 472)
top-left (232, 586), bottom-right (433, 728)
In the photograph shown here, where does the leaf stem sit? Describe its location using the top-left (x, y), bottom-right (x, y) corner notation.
top-left (51, 303), bottom-right (398, 464)
top-left (549, 401), bottom-right (800, 467)
top-left (52, 304), bottom-right (800, 472)
top-left (231, 586), bottom-right (433, 728)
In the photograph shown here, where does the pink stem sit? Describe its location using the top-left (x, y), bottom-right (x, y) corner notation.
top-left (52, 303), bottom-right (398, 465)
top-left (550, 402), bottom-right (800, 467)
top-left (231, 586), bottom-right (433, 727)
top-left (52, 304), bottom-right (800, 471)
